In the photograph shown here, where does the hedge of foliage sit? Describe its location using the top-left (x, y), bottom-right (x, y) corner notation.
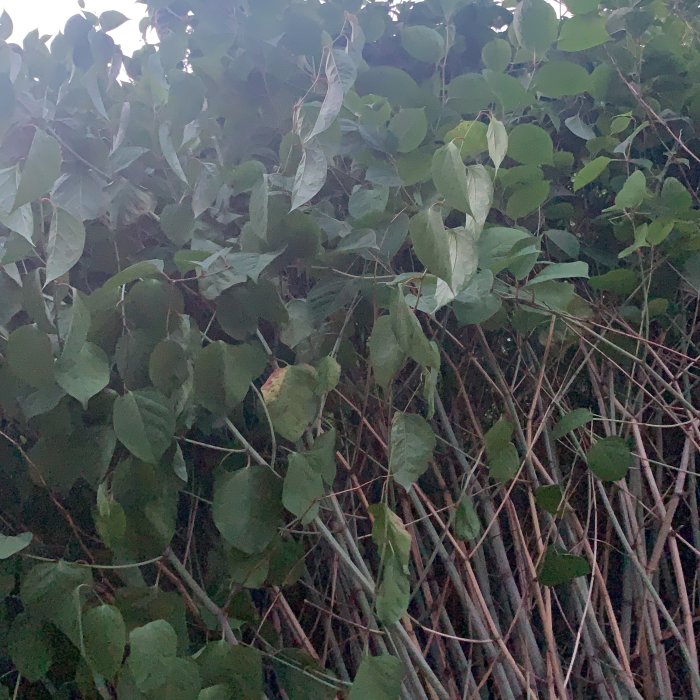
top-left (0, 0), bottom-right (699, 697)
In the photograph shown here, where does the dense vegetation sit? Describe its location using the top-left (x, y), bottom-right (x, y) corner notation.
top-left (0, 0), bottom-right (699, 697)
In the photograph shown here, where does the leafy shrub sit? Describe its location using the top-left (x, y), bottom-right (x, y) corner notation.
top-left (0, 0), bottom-right (699, 697)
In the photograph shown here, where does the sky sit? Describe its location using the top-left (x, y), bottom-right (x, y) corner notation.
top-left (2, 0), bottom-right (147, 54)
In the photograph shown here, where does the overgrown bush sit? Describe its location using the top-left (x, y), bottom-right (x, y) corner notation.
top-left (0, 0), bottom-right (699, 697)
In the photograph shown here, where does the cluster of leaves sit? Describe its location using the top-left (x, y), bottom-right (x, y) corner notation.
top-left (0, 0), bottom-right (699, 697)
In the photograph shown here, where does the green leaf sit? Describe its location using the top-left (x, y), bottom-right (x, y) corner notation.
top-left (534, 61), bottom-right (590, 98)
top-left (304, 429), bottom-right (337, 486)
top-left (485, 418), bottom-right (520, 481)
top-left (306, 49), bottom-right (356, 142)
top-left (273, 649), bottom-right (337, 700)
top-left (21, 560), bottom-right (92, 647)
top-left (566, 0), bottom-right (599, 12)
top-left (103, 260), bottom-right (164, 289)
top-left (291, 141), bottom-right (327, 211)
top-left (82, 604), bottom-right (126, 680)
top-left (349, 186), bottom-right (389, 221)
top-left (99, 10), bottom-right (128, 31)
top-left (160, 201), bottom-right (195, 245)
top-left (487, 116), bottom-right (508, 171)
top-left (194, 341), bottom-right (267, 416)
top-left (445, 120), bottom-right (488, 160)
top-left (466, 164), bottom-right (493, 230)
top-left (196, 642), bottom-right (263, 697)
top-left (314, 356), bottom-right (341, 394)
top-left (55, 342), bottom-right (110, 407)
top-left (128, 620), bottom-right (178, 692)
top-left (7, 325), bottom-right (54, 388)
top-left (283, 452), bottom-right (324, 524)
top-left (513, 0), bottom-right (559, 54)
top-left (8, 614), bottom-right (53, 682)
top-left (113, 389), bottom-right (175, 463)
top-left (261, 365), bottom-right (319, 441)
top-left (572, 156), bottom-right (611, 191)
top-left (432, 142), bottom-right (469, 212)
top-left (615, 170), bottom-right (646, 209)
top-left (149, 339), bottom-right (190, 396)
top-left (349, 655), bottom-right (404, 700)
top-left (401, 25), bottom-right (444, 63)
top-left (369, 503), bottom-right (411, 625)
top-left (507, 124), bottom-right (554, 166)
top-left (551, 408), bottom-right (593, 439)
top-left (389, 108), bottom-right (428, 153)
top-left (60, 289), bottom-right (90, 360)
top-left (481, 38), bottom-right (511, 72)
top-left (46, 208), bottom-right (86, 283)
top-left (13, 130), bottom-right (62, 209)
top-left (213, 465), bottom-right (283, 554)
top-left (534, 485), bottom-right (563, 515)
top-left (660, 177), bottom-right (691, 212)
top-left (0, 531), bottom-right (32, 558)
top-left (484, 71), bottom-right (534, 112)
top-left (369, 315), bottom-right (406, 389)
top-left (545, 229), bottom-right (580, 259)
top-left (454, 497), bottom-right (481, 540)
top-left (389, 412), bottom-right (436, 490)
top-left (31, 426), bottom-right (115, 493)
top-left (506, 180), bottom-right (550, 219)
top-left (390, 289), bottom-right (440, 370)
top-left (525, 261), bottom-right (589, 286)
top-left (558, 15), bottom-right (610, 52)
top-left (410, 207), bottom-right (452, 285)
top-left (159, 122), bottom-right (189, 184)
top-left (538, 548), bottom-right (591, 586)
top-left (586, 436), bottom-right (633, 481)
top-left (589, 268), bottom-right (639, 295)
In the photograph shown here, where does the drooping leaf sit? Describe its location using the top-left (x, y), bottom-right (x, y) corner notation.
top-left (485, 418), bottom-right (520, 481)
top-left (454, 497), bottom-right (481, 540)
top-left (487, 116), bottom-right (508, 171)
top-left (260, 365), bottom-right (319, 441)
top-left (369, 315), bottom-right (406, 389)
top-left (113, 389), bottom-right (175, 463)
top-left (213, 465), bottom-right (283, 554)
top-left (349, 655), bottom-right (404, 700)
top-left (82, 604), bottom-right (126, 680)
top-left (283, 452), bottom-right (324, 524)
top-left (103, 260), bottom-right (165, 289)
top-left (389, 412), bottom-right (436, 490)
top-left (13, 129), bottom-right (62, 210)
top-left (538, 548), bottom-right (591, 586)
top-left (0, 531), bottom-right (32, 559)
top-left (55, 342), bottom-right (110, 407)
top-left (432, 142), bottom-right (469, 212)
top-left (586, 436), bottom-right (633, 481)
top-left (8, 614), bottom-right (53, 682)
top-left (389, 108), bottom-right (428, 153)
top-left (305, 49), bottom-right (356, 142)
top-left (614, 170), bottom-right (646, 209)
top-left (534, 485), bottom-right (563, 515)
top-left (7, 325), bottom-right (54, 388)
top-left (410, 206), bottom-right (452, 285)
top-left (572, 156), bottom-right (611, 191)
top-left (46, 208), bottom-right (86, 283)
top-left (551, 408), bottom-right (594, 439)
top-left (525, 261), bottom-right (589, 286)
top-left (194, 341), bottom-right (267, 415)
top-left (390, 289), bottom-right (440, 370)
top-left (291, 141), bottom-right (327, 211)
